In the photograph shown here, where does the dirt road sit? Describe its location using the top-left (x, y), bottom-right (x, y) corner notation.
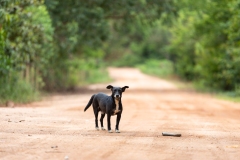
top-left (1, 68), bottom-right (240, 160)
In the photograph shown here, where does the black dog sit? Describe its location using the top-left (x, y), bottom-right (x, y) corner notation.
top-left (84, 85), bottom-right (129, 133)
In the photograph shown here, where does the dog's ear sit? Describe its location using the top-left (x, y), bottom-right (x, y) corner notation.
top-left (122, 86), bottom-right (129, 92)
top-left (106, 85), bottom-right (113, 90)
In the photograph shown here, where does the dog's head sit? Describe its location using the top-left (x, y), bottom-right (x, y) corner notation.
top-left (106, 85), bottom-right (129, 100)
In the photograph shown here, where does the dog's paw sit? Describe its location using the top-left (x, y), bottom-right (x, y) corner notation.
top-left (95, 127), bottom-right (99, 131)
top-left (108, 130), bottom-right (113, 133)
top-left (101, 127), bottom-right (106, 130)
top-left (115, 129), bottom-right (120, 133)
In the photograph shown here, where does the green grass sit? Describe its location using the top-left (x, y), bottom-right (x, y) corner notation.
top-left (0, 79), bottom-right (40, 104)
top-left (214, 92), bottom-right (240, 102)
top-left (192, 81), bottom-right (240, 102)
top-left (136, 59), bottom-right (240, 103)
top-left (0, 68), bottom-right (111, 105)
top-left (136, 59), bottom-right (174, 78)
top-left (85, 68), bottom-right (112, 85)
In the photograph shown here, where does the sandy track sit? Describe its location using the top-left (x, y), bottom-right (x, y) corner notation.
top-left (1, 68), bottom-right (240, 160)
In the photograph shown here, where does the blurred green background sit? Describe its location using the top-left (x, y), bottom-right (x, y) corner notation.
top-left (1, 0), bottom-right (240, 103)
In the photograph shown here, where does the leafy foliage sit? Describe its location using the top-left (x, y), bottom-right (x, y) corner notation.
top-left (107, 0), bottom-right (240, 94)
top-left (192, 0), bottom-right (240, 91)
top-left (0, 0), bottom-right (54, 102)
top-left (166, 0), bottom-right (240, 93)
top-left (137, 59), bottom-right (174, 78)
top-left (43, 0), bottom-right (172, 90)
top-left (167, 10), bottom-right (199, 80)
top-left (2, 0), bottom-right (240, 103)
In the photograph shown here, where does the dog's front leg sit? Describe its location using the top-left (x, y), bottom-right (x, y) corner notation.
top-left (115, 113), bottom-right (121, 133)
top-left (107, 114), bottom-right (112, 133)
top-left (100, 113), bottom-right (106, 130)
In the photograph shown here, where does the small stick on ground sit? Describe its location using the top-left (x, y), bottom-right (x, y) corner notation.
top-left (162, 132), bottom-right (181, 137)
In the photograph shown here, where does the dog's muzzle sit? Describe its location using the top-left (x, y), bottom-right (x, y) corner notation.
top-left (115, 95), bottom-right (120, 100)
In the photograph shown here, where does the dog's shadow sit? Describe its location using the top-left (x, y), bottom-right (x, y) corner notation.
top-left (82, 130), bottom-right (160, 138)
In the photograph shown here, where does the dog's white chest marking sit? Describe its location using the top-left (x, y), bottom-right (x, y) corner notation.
top-left (115, 99), bottom-right (120, 113)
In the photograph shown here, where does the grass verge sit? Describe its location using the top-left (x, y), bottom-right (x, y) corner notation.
top-left (83, 67), bottom-right (112, 85)
top-left (136, 59), bottom-right (174, 78)
top-left (136, 59), bottom-right (240, 103)
top-left (0, 79), bottom-right (40, 105)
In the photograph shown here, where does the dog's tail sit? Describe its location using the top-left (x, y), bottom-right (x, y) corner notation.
top-left (84, 94), bottom-right (95, 112)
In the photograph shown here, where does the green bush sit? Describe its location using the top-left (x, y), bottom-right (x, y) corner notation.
top-left (0, 1), bottom-right (54, 103)
top-left (66, 58), bottom-right (111, 88)
top-left (43, 56), bottom-right (111, 91)
top-left (137, 59), bottom-right (174, 77)
top-left (167, 10), bottom-right (199, 81)
top-left (193, 0), bottom-right (240, 91)
top-left (0, 78), bottom-right (39, 104)
top-left (113, 53), bottom-right (142, 67)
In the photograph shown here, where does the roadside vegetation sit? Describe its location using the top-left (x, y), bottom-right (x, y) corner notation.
top-left (106, 0), bottom-right (240, 100)
top-left (1, 0), bottom-right (240, 103)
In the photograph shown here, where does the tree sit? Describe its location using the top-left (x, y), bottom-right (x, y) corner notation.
top-left (0, 0), bottom-right (54, 102)
top-left (43, 0), bottom-right (173, 90)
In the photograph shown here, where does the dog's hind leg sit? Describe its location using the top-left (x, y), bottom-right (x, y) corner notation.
top-left (93, 103), bottom-right (99, 130)
top-left (100, 113), bottom-right (106, 130)
top-left (115, 113), bottom-right (121, 133)
top-left (94, 110), bottom-right (99, 130)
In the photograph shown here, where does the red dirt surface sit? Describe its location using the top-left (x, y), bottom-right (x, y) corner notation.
top-left (1, 68), bottom-right (240, 160)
